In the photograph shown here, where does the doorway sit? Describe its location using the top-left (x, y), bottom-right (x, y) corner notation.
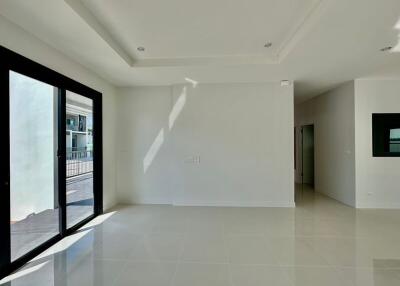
top-left (301, 124), bottom-right (315, 187)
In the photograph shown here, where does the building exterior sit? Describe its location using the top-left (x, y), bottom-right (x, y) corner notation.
top-left (66, 92), bottom-right (93, 155)
top-left (66, 92), bottom-right (93, 177)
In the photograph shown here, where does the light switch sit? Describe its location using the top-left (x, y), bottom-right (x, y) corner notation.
top-left (184, 155), bottom-right (200, 164)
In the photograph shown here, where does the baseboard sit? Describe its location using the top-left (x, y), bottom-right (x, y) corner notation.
top-left (314, 189), bottom-right (356, 208)
top-left (172, 200), bottom-right (296, 208)
top-left (356, 202), bottom-right (400, 209)
top-left (129, 199), bottom-right (173, 205)
top-left (103, 198), bottom-right (119, 212)
top-left (118, 198), bottom-right (296, 208)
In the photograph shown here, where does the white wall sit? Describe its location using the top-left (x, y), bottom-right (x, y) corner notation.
top-left (0, 15), bottom-right (118, 210)
top-left (117, 86), bottom-right (176, 204)
top-left (295, 82), bottom-right (356, 206)
top-left (9, 72), bottom-right (57, 221)
top-left (355, 79), bottom-right (400, 208)
top-left (117, 82), bottom-right (295, 207)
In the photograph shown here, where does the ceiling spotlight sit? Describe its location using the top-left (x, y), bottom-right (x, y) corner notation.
top-left (137, 46), bottom-right (145, 52)
top-left (264, 42), bottom-right (272, 48)
top-left (380, 46), bottom-right (392, 52)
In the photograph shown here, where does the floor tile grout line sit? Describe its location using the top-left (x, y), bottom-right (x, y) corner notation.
top-left (93, 258), bottom-right (400, 269)
top-left (169, 220), bottom-right (188, 286)
top-left (222, 215), bottom-right (234, 286)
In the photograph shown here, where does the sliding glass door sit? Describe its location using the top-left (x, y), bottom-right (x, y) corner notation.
top-left (0, 46), bottom-right (102, 279)
top-left (9, 71), bottom-right (60, 261)
top-left (66, 91), bottom-right (94, 228)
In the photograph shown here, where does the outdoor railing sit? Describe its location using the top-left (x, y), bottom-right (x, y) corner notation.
top-left (66, 148), bottom-right (93, 178)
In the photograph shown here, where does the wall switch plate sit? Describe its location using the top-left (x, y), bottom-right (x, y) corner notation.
top-left (184, 157), bottom-right (194, 163)
top-left (184, 155), bottom-right (200, 164)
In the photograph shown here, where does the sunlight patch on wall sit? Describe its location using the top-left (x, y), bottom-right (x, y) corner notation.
top-left (391, 18), bottom-right (400, 52)
top-left (143, 129), bottom-right (164, 173)
top-left (169, 86), bottom-right (187, 130)
top-left (143, 79), bottom-right (198, 173)
top-left (185, 77), bottom-right (198, 88)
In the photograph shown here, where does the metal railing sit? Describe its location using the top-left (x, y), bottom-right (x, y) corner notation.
top-left (66, 148), bottom-right (93, 178)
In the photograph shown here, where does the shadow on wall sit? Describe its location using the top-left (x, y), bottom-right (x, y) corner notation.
top-left (142, 78), bottom-right (198, 174)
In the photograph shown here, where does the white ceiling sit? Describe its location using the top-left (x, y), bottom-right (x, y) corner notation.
top-left (81, 0), bottom-right (319, 60)
top-left (1, 0), bottom-right (400, 102)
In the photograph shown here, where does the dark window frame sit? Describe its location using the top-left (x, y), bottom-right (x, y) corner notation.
top-left (372, 113), bottom-right (400, 157)
top-left (0, 46), bottom-right (103, 278)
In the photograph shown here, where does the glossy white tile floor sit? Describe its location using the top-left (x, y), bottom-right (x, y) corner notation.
top-left (2, 185), bottom-right (400, 286)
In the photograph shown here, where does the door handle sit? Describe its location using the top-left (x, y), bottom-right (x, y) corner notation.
top-left (57, 149), bottom-right (64, 158)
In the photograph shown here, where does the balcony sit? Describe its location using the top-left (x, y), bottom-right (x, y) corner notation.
top-left (67, 148), bottom-right (93, 178)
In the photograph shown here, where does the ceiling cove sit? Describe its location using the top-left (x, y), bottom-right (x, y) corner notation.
top-left (65, 0), bottom-right (327, 68)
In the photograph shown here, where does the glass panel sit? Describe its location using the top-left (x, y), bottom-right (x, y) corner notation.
top-left (10, 71), bottom-right (59, 261)
top-left (372, 114), bottom-right (400, 156)
top-left (390, 128), bottom-right (400, 152)
top-left (66, 91), bottom-right (94, 228)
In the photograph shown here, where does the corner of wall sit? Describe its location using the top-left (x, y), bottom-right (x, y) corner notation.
top-left (0, 15), bottom-right (120, 211)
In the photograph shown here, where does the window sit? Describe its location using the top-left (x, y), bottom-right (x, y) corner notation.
top-left (372, 113), bottom-right (400, 157)
top-left (389, 128), bottom-right (400, 152)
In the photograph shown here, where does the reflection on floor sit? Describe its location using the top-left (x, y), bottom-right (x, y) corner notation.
top-left (11, 174), bottom-right (93, 261)
top-left (4, 184), bottom-right (400, 285)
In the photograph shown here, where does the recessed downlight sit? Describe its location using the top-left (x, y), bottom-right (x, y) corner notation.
top-left (137, 46), bottom-right (145, 52)
top-left (380, 46), bottom-right (392, 52)
top-left (264, 42), bottom-right (272, 48)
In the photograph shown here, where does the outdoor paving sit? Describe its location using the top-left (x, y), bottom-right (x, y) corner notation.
top-left (11, 174), bottom-right (94, 261)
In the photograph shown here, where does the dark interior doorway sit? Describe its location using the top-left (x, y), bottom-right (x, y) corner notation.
top-left (301, 124), bottom-right (315, 187)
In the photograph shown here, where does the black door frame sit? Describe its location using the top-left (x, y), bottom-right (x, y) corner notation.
top-left (0, 46), bottom-right (103, 278)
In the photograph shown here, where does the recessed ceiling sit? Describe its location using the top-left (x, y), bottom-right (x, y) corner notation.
top-left (1, 0), bottom-right (400, 102)
top-left (81, 0), bottom-right (320, 61)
